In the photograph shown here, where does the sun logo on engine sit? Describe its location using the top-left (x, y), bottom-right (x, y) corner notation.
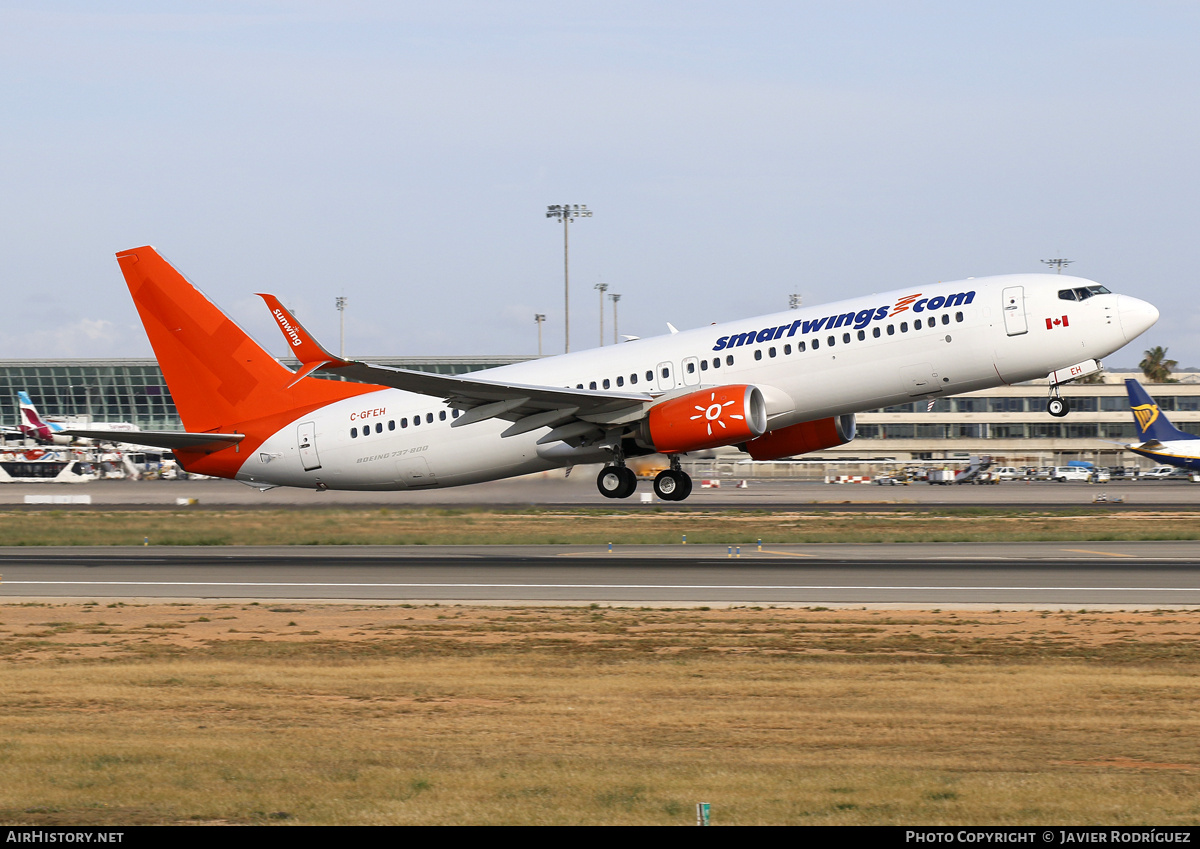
top-left (690, 392), bottom-right (745, 436)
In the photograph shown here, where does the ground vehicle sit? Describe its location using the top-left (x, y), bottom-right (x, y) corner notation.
top-left (1143, 466), bottom-right (1197, 481)
top-left (1050, 466), bottom-right (1091, 482)
top-left (993, 466), bottom-right (1022, 480)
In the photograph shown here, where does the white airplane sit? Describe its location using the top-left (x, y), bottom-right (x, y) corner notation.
top-left (66, 247), bottom-right (1158, 501)
top-left (1120, 379), bottom-right (1200, 472)
top-left (19, 390), bottom-right (140, 446)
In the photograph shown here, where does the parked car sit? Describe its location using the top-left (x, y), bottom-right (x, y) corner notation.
top-left (993, 466), bottom-right (1023, 480)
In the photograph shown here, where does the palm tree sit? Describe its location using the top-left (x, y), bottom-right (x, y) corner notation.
top-left (1140, 346), bottom-right (1178, 383)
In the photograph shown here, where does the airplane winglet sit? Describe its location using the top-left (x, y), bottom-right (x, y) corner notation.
top-left (256, 294), bottom-right (344, 368)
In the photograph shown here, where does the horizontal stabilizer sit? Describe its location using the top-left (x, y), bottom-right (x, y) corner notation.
top-left (59, 430), bottom-right (245, 453)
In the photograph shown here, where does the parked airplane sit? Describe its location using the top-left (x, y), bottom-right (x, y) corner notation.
top-left (65, 247), bottom-right (1158, 500)
top-left (1121, 379), bottom-right (1200, 472)
top-left (18, 392), bottom-right (71, 445)
top-left (19, 390), bottom-right (140, 446)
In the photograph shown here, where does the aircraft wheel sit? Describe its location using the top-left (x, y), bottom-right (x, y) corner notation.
top-left (1047, 397), bottom-right (1069, 418)
top-left (597, 466), bottom-right (638, 499)
top-left (597, 466), bottom-right (626, 498)
top-left (617, 466), bottom-right (638, 498)
top-left (654, 470), bottom-right (694, 501)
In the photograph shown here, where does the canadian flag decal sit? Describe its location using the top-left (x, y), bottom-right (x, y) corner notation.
top-left (1045, 315), bottom-right (1070, 330)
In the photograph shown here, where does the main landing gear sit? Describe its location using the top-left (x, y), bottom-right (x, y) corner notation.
top-left (596, 456), bottom-right (694, 501)
top-left (652, 468), bottom-right (693, 502)
top-left (596, 465), bottom-right (637, 499)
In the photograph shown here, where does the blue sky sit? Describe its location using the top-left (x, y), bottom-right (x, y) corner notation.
top-left (2, 2), bottom-right (1197, 368)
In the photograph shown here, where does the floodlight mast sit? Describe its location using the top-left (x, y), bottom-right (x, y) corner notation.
top-left (546, 204), bottom-right (592, 352)
top-left (335, 296), bottom-right (347, 358)
top-left (1041, 258), bottom-right (1073, 274)
top-left (594, 282), bottom-right (608, 346)
top-left (534, 313), bottom-right (546, 357)
top-left (610, 292), bottom-right (621, 345)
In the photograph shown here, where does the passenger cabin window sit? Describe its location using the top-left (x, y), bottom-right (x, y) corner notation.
top-left (413, 416), bottom-right (420, 426)
top-left (887, 325), bottom-right (895, 336)
top-left (769, 347), bottom-right (777, 358)
top-left (700, 360), bottom-right (709, 371)
top-left (589, 381), bottom-right (597, 390)
top-left (630, 374), bottom-right (638, 384)
top-left (725, 355), bottom-right (734, 366)
top-left (827, 336), bottom-right (835, 347)
top-left (843, 332), bottom-right (851, 343)
top-left (602, 378), bottom-right (610, 389)
top-left (857, 330), bottom-right (865, 341)
top-left (754, 350), bottom-right (762, 361)
top-left (401, 418), bottom-right (408, 428)
top-left (914, 319), bottom-right (922, 330)
top-left (351, 427), bottom-right (358, 438)
top-left (426, 413), bottom-right (433, 424)
top-left (439, 411), bottom-right (446, 421)
top-left (784, 344), bottom-right (792, 354)
top-left (375, 422), bottom-right (382, 433)
top-left (872, 327), bottom-right (880, 338)
top-left (617, 375), bottom-right (624, 386)
top-left (388, 420), bottom-right (395, 431)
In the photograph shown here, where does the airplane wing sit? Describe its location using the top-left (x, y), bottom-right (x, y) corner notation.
top-left (58, 430), bottom-right (244, 453)
top-left (257, 295), bottom-right (658, 438)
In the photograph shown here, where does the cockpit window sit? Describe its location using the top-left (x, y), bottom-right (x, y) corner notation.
top-left (1059, 285), bottom-right (1111, 302)
top-left (1065, 285), bottom-right (1108, 302)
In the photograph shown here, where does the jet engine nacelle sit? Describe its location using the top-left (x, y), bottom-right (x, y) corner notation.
top-left (744, 414), bottom-right (856, 461)
top-left (645, 385), bottom-right (767, 454)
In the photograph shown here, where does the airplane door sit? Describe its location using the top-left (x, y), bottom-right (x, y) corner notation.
top-left (656, 361), bottom-right (676, 391)
top-left (297, 421), bottom-right (321, 471)
top-left (1002, 286), bottom-right (1027, 336)
top-left (681, 357), bottom-right (700, 386)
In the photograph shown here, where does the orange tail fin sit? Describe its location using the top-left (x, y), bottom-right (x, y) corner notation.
top-left (117, 247), bottom-right (377, 434)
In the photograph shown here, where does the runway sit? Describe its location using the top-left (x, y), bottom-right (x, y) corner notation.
top-left (3, 475), bottom-right (1199, 510)
top-left (3, 542), bottom-right (1199, 607)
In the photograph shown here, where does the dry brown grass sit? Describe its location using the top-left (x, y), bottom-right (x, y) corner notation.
top-left (5, 507), bottom-right (1200, 546)
top-left (1, 603), bottom-right (1199, 825)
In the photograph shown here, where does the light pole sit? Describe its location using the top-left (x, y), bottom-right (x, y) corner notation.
top-left (1041, 258), bottom-right (1073, 274)
top-left (546, 204), bottom-right (592, 352)
top-left (609, 292), bottom-right (621, 345)
top-left (335, 296), bottom-right (347, 358)
top-left (594, 282), bottom-right (608, 346)
top-left (534, 313), bottom-right (546, 356)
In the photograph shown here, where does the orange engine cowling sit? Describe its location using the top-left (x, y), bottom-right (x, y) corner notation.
top-left (744, 414), bottom-right (856, 461)
top-left (646, 385), bottom-right (767, 453)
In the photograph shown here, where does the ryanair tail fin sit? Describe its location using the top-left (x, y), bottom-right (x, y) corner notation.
top-left (116, 247), bottom-right (377, 434)
top-left (1125, 379), bottom-right (1194, 443)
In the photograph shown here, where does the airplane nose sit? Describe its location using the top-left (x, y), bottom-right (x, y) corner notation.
top-left (1116, 295), bottom-right (1159, 343)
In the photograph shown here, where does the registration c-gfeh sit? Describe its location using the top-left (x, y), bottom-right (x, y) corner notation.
top-left (70, 247), bottom-right (1158, 501)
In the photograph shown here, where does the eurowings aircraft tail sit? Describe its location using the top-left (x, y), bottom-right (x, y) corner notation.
top-left (109, 247), bottom-right (380, 473)
top-left (1126, 379), bottom-right (1196, 443)
top-left (17, 391), bottom-right (66, 444)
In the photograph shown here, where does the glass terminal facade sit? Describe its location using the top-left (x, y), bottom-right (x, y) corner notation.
top-left (0, 357), bottom-right (534, 433)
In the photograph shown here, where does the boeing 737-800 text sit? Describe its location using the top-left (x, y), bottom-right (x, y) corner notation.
top-left (65, 247), bottom-right (1159, 500)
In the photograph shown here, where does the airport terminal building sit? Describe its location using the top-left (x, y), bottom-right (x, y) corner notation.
top-left (2, 358), bottom-right (1196, 470)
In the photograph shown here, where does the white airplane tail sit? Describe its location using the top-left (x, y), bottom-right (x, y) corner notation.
top-left (17, 391), bottom-right (69, 444)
